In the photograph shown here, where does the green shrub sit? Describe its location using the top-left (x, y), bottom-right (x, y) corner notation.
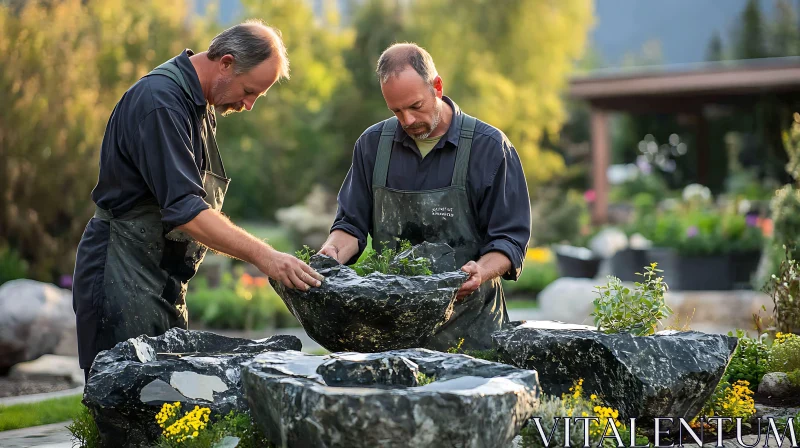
top-left (764, 247), bottom-right (800, 334)
top-left (787, 369), bottom-right (800, 387)
top-left (187, 272), bottom-right (298, 331)
top-left (722, 329), bottom-right (770, 388)
top-left (769, 333), bottom-right (800, 373)
top-left (67, 405), bottom-right (101, 448)
top-left (591, 263), bottom-right (672, 336)
top-left (0, 245), bottom-right (28, 286)
top-left (295, 245), bottom-right (316, 264)
top-left (503, 259), bottom-right (559, 296)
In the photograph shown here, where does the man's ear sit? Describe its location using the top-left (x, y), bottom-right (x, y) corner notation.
top-left (433, 75), bottom-right (444, 98)
top-left (219, 54), bottom-right (235, 73)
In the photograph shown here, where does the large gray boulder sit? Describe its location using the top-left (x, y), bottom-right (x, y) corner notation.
top-left (492, 321), bottom-right (738, 420)
top-left (242, 349), bottom-right (540, 448)
top-left (83, 328), bottom-right (301, 447)
top-left (271, 244), bottom-right (468, 353)
top-left (0, 279), bottom-right (75, 373)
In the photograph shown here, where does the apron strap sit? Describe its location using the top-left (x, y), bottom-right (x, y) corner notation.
top-left (149, 62), bottom-right (192, 99)
top-left (372, 116), bottom-right (398, 188)
top-left (451, 114), bottom-right (476, 187)
top-left (148, 61), bottom-right (226, 179)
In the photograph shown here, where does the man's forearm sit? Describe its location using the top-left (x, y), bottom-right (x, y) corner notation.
top-left (476, 251), bottom-right (512, 282)
top-left (177, 209), bottom-right (273, 267)
top-left (321, 230), bottom-right (360, 263)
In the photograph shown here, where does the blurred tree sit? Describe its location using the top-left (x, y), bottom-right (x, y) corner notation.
top-left (706, 31), bottom-right (725, 62)
top-left (0, 0), bottom-right (196, 281)
top-left (402, 0), bottom-right (594, 189)
top-left (209, 0), bottom-right (355, 220)
top-left (735, 0), bottom-right (769, 59)
top-left (771, 0), bottom-right (800, 56)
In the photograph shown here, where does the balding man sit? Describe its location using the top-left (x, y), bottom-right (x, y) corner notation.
top-left (73, 21), bottom-right (323, 379)
top-left (320, 43), bottom-right (531, 352)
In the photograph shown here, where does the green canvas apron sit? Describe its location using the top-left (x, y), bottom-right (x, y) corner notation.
top-left (371, 114), bottom-right (508, 352)
top-left (92, 61), bottom-right (229, 350)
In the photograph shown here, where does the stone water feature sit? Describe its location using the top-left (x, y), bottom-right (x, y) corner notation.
top-left (271, 243), bottom-right (469, 353)
top-left (492, 321), bottom-right (738, 421)
top-left (83, 328), bottom-right (301, 447)
top-left (242, 349), bottom-right (540, 448)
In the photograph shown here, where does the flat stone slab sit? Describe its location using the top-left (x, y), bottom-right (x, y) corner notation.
top-left (492, 321), bottom-right (737, 421)
top-left (271, 243), bottom-right (468, 353)
top-left (242, 349), bottom-right (540, 448)
top-left (83, 328), bottom-right (301, 447)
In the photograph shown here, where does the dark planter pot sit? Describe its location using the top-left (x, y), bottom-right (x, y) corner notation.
top-left (610, 248), bottom-right (648, 282)
top-left (676, 255), bottom-right (733, 291)
top-left (645, 248), bottom-right (680, 289)
top-left (729, 250), bottom-right (762, 285)
top-left (553, 246), bottom-right (601, 279)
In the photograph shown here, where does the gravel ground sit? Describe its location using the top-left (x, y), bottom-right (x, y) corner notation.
top-left (0, 375), bottom-right (75, 398)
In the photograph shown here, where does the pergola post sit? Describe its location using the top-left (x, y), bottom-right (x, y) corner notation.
top-left (591, 107), bottom-right (610, 224)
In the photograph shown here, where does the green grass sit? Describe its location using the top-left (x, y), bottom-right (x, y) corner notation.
top-left (505, 299), bottom-right (539, 310)
top-left (0, 394), bottom-right (83, 431)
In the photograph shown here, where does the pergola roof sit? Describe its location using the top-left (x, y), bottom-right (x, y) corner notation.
top-left (568, 57), bottom-right (800, 112)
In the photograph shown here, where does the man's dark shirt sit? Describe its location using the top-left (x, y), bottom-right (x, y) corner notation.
top-left (331, 96), bottom-right (531, 280)
top-left (72, 49), bottom-right (210, 369)
top-left (90, 49), bottom-right (211, 225)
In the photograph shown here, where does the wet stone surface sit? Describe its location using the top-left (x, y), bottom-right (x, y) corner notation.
top-left (242, 349), bottom-right (541, 448)
top-left (271, 243), bottom-right (468, 353)
top-left (83, 328), bottom-right (301, 448)
top-left (492, 321), bottom-right (738, 421)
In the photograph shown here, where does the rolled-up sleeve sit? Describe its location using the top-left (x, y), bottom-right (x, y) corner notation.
top-left (477, 142), bottom-right (531, 281)
top-left (134, 107), bottom-right (209, 228)
top-left (331, 136), bottom-right (372, 265)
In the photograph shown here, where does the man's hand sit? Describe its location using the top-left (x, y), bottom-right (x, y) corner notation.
top-left (259, 249), bottom-right (323, 291)
top-left (457, 261), bottom-right (484, 300)
top-left (318, 243), bottom-right (340, 263)
top-left (318, 230), bottom-right (360, 265)
top-left (455, 251), bottom-right (514, 300)
top-left (177, 209), bottom-right (323, 290)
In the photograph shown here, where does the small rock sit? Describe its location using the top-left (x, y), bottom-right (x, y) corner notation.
top-left (759, 372), bottom-right (799, 398)
top-left (83, 328), bottom-right (301, 448)
top-left (0, 279), bottom-right (76, 373)
top-left (242, 349), bottom-right (540, 448)
top-left (9, 354), bottom-right (84, 386)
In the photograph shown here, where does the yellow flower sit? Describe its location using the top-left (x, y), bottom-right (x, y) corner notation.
top-left (590, 394), bottom-right (597, 400)
top-left (526, 247), bottom-right (553, 263)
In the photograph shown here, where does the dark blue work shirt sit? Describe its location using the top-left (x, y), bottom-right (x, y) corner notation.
top-left (91, 49), bottom-right (211, 225)
top-left (72, 49), bottom-right (210, 369)
top-left (331, 96), bottom-right (532, 281)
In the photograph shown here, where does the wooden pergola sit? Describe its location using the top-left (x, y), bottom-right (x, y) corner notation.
top-left (568, 57), bottom-right (800, 223)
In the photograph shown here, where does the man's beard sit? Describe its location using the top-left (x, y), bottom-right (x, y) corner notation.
top-left (407, 100), bottom-right (442, 140)
top-left (212, 76), bottom-right (244, 117)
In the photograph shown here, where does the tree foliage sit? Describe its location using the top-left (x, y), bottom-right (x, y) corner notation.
top-left (1, 0), bottom-right (594, 281)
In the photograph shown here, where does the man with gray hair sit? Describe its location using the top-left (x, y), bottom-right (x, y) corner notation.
top-left (320, 43), bottom-right (531, 352)
top-left (73, 20), bottom-right (323, 380)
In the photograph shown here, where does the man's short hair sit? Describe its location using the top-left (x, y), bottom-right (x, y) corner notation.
top-left (376, 42), bottom-right (438, 88)
top-left (207, 19), bottom-right (290, 79)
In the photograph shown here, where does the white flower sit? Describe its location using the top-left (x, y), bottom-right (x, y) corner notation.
top-left (682, 183), bottom-right (712, 202)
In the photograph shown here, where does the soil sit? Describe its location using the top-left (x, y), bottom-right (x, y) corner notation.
top-left (755, 393), bottom-right (800, 407)
top-left (0, 375), bottom-right (75, 398)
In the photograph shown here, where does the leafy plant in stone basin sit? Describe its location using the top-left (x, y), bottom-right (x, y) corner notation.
top-left (722, 329), bottom-right (770, 389)
top-left (591, 263), bottom-right (672, 336)
top-left (353, 239), bottom-right (432, 276)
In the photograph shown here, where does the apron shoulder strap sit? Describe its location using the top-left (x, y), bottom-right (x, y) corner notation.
top-left (451, 114), bottom-right (476, 187)
top-left (372, 116), bottom-right (398, 188)
top-left (148, 61), bottom-right (192, 99)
